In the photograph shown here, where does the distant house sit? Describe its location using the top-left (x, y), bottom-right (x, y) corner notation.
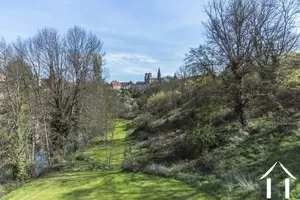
top-left (152, 78), bottom-right (161, 84)
top-left (109, 68), bottom-right (164, 92)
top-left (133, 81), bottom-right (148, 91)
top-left (111, 80), bottom-right (121, 90)
top-left (120, 81), bottom-right (134, 90)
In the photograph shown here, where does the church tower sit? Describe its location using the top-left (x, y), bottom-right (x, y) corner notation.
top-left (144, 72), bottom-right (152, 84)
top-left (157, 68), bottom-right (161, 80)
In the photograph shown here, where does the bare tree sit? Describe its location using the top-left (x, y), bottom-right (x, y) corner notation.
top-left (80, 77), bottom-right (120, 168)
top-left (184, 44), bottom-right (221, 79)
top-left (0, 26), bottom-right (111, 181)
top-left (28, 28), bottom-right (68, 158)
top-left (64, 26), bottom-right (105, 153)
top-left (0, 44), bottom-right (33, 180)
top-left (186, 0), bottom-right (300, 131)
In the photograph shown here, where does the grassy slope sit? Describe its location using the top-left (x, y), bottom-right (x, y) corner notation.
top-left (219, 117), bottom-right (300, 199)
top-left (126, 68), bottom-right (300, 200)
top-left (1, 121), bottom-right (211, 200)
top-left (196, 68), bottom-right (300, 199)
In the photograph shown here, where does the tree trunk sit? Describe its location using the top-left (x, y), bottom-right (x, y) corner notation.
top-left (234, 77), bottom-right (248, 132)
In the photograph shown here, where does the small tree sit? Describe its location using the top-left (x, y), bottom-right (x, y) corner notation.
top-left (1, 56), bottom-right (32, 180)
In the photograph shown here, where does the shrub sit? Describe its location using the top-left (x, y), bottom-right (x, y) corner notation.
top-left (231, 174), bottom-right (263, 198)
top-left (206, 107), bottom-right (231, 124)
top-left (175, 173), bottom-right (204, 188)
top-left (143, 163), bottom-right (171, 177)
top-left (185, 124), bottom-right (231, 158)
top-left (197, 150), bottom-right (223, 173)
top-left (135, 95), bottom-right (147, 109)
top-left (146, 90), bottom-right (181, 115)
top-left (136, 140), bottom-right (151, 148)
top-left (75, 153), bottom-right (87, 161)
top-left (122, 156), bottom-right (142, 172)
top-left (119, 112), bottom-right (137, 120)
top-left (131, 112), bottom-right (155, 128)
top-left (0, 185), bottom-right (5, 197)
top-left (38, 164), bottom-right (67, 177)
top-left (0, 164), bottom-right (14, 184)
top-left (169, 161), bottom-right (189, 174)
top-left (233, 174), bottom-right (259, 193)
top-left (70, 155), bottom-right (104, 171)
top-left (0, 181), bottom-right (21, 198)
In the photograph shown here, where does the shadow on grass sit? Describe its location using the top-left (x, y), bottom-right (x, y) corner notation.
top-left (58, 171), bottom-right (210, 200)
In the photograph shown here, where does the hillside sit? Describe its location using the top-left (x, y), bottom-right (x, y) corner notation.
top-left (120, 65), bottom-right (300, 199)
top-left (1, 121), bottom-right (211, 200)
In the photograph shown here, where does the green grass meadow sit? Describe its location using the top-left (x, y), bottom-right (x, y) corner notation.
top-left (1, 121), bottom-right (212, 200)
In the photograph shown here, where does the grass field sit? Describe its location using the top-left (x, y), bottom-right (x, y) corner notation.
top-left (1, 121), bottom-right (212, 200)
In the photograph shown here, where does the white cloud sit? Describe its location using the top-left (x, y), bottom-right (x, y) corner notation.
top-left (106, 52), bottom-right (159, 76)
top-left (120, 66), bottom-right (153, 75)
top-left (107, 52), bottom-right (158, 65)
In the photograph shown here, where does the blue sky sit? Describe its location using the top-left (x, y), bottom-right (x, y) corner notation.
top-left (0, 0), bottom-right (209, 82)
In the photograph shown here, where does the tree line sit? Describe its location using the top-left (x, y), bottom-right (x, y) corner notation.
top-left (0, 26), bottom-right (118, 181)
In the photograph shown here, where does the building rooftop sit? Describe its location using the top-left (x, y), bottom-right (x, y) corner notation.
top-left (136, 81), bottom-right (147, 85)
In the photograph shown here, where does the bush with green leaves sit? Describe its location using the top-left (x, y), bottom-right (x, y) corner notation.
top-left (130, 112), bottom-right (155, 129)
top-left (186, 124), bottom-right (231, 158)
top-left (0, 181), bottom-right (21, 198)
top-left (143, 163), bottom-right (171, 177)
top-left (135, 95), bottom-right (148, 109)
top-left (122, 155), bottom-right (149, 172)
top-left (175, 173), bottom-right (204, 188)
top-left (146, 90), bottom-right (181, 115)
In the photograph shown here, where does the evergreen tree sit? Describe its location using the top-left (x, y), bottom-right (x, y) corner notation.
top-left (173, 73), bottom-right (178, 79)
top-left (157, 68), bottom-right (161, 80)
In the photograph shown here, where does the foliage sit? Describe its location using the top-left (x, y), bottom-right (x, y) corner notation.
top-left (146, 90), bottom-right (181, 115)
top-left (143, 163), bottom-right (171, 177)
top-left (1, 121), bottom-right (213, 200)
top-left (0, 26), bottom-right (119, 186)
top-left (130, 112), bottom-right (156, 129)
top-left (1, 0), bottom-right (300, 198)
top-left (121, 156), bottom-right (139, 172)
top-left (175, 173), bottom-right (204, 188)
top-left (185, 0), bottom-right (300, 130)
top-left (185, 124), bottom-right (230, 157)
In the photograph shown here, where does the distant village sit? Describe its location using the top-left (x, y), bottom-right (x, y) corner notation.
top-left (108, 68), bottom-right (172, 92)
top-left (0, 68), bottom-right (175, 94)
